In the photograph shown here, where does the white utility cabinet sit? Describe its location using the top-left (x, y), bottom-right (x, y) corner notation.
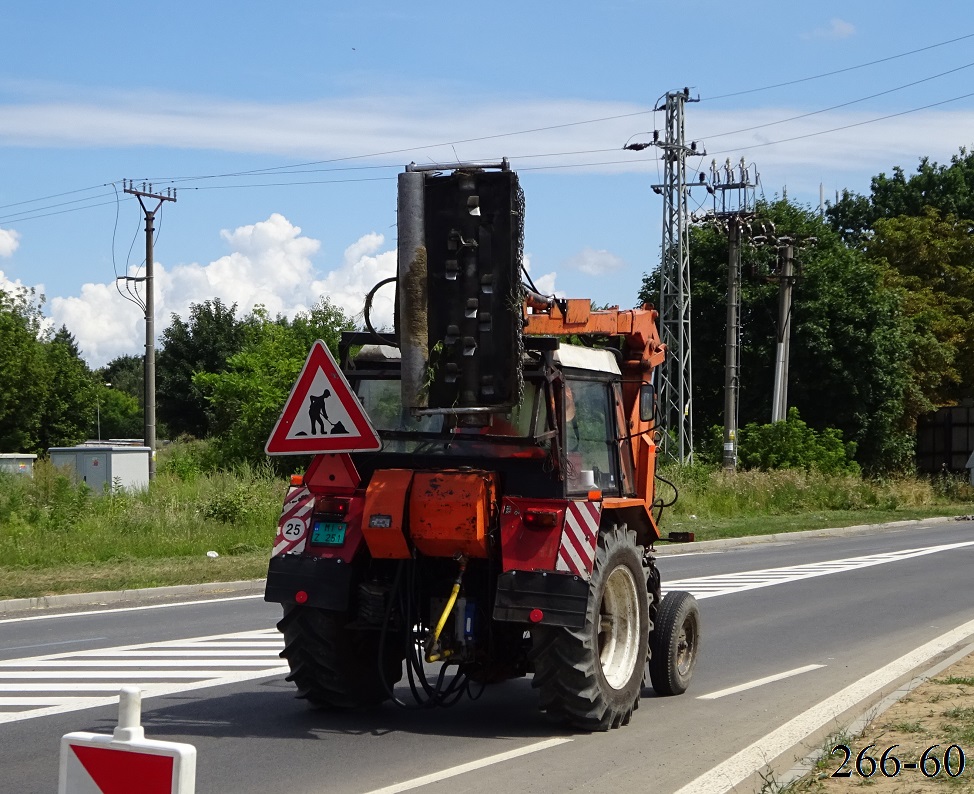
top-left (48, 445), bottom-right (150, 492)
top-left (0, 453), bottom-right (37, 476)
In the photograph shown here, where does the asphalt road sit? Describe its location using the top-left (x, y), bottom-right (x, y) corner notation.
top-left (3, 520), bottom-right (974, 794)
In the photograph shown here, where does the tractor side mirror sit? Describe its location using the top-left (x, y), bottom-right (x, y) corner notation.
top-left (639, 383), bottom-right (656, 423)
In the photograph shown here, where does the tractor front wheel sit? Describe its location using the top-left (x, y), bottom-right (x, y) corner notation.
top-left (648, 590), bottom-right (700, 696)
top-left (530, 525), bottom-right (650, 730)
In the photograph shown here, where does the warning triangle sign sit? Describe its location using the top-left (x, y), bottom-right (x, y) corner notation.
top-left (265, 340), bottom-right (382, 455)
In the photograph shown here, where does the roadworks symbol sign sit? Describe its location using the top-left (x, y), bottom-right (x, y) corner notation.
top-left (265, 340), bottom-right (381, 455)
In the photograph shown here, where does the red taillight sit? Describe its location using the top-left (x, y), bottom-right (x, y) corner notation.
top-left (316, 497), bottom-right (349, 517)
top-left (295, 590), bottom-right (309, 604)
top-left (529, 608), bottom-right (544, 623)
top-left (290, 474), bottom-right (304, 487)
top-left (523, 508), bottom-right (560, 528)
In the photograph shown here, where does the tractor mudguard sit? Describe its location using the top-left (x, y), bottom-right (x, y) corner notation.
top-left (492, 569), bottom-right (590, 629)
top-left (264, 554), bottom-right (355, 610)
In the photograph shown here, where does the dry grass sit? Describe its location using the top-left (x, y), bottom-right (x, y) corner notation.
top-left (774, 654), bottom-right (974, 793)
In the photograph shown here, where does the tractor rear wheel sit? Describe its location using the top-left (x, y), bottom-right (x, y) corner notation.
top-left (530, 525), bottom-right (650, 730)
top-left (648, 590), bottom-right (700, 696)
top-left (277, 605), bottom-right (403, 708)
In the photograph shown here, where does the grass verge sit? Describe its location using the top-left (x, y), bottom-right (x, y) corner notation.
top-left (0, 449), bottom-right (971, 600)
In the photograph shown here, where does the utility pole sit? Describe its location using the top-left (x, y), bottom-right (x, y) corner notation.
top-left (705, 158), bottom-right (756, 471)
top-left (626, 88), bottom-right (707, 465)
top-left (724, 216), bottom-right (743, 469)
top-left (771, 240), bottom-right (795, 423)
top-left (122, 180), bottom-right (176, 480)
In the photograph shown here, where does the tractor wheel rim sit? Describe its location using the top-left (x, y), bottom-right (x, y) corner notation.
top-left (676, 614), bottom-right (697, 676)
top-left (598, 563), bottom-right (640, 689)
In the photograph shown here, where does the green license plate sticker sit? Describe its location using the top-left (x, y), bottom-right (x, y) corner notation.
top-left (311, 521), bottom-right (347, 546)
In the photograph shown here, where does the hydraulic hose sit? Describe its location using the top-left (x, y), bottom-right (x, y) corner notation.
top-left (425, 555), bottom-right (468, 663)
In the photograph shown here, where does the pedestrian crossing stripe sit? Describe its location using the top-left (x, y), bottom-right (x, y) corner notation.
top-left (0, 629), bottom-right (286, 725)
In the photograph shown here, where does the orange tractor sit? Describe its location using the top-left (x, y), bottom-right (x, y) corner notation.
top-left (263, 161), bottom-right (700, 730)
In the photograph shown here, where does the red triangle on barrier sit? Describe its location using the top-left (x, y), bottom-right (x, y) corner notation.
top-left (265, 340), bottom-right (381, 456)
top-left (72, 744), bottom-right (173, 794)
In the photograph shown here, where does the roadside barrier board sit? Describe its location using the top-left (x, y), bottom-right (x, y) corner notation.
top-left (59, 687), bottom-right (196, 794)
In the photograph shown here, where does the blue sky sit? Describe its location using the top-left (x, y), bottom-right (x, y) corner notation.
top-left (1, 1), bottom-right (973, 366)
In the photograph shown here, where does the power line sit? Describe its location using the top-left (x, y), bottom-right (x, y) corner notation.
top-left (0, 198), bottom-right (120, 224)
top-left (704, 31), bottom-right (974, 101)
top-left (0, 191), bottom-right (118, 223)
top-left (0, 183), bottom-right (116, 211)
top-left (706, 89), bottom-right (974, 157)
top-left (699, 60), bottom-right (974, 142)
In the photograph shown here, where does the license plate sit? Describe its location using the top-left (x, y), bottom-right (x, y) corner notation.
top-left (311, 521), bottom-right (347, 547)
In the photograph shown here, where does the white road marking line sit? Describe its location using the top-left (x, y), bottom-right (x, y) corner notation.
top-left (67, 649), bottom-right (283, 658)
top-left (0, 594), bottom-right (264, 624)
top-left (664, 540), bottom-right (974, 600)
top-left (9, 659), bottom-right (281, 667)
top-left (697, 664), bottom-right (825, 700)
top-left (115, 641), bottom-right (282, 649)
top-left (0, 697), bottom-right (111, 706)
top-left (673, 615), bottom-right (974, 794)
top-left (0, 627), bottom-right (287, 724)
top-left (0, 667), bottom-right (289, 725)
top-left (3, 637), bottom-right (108, 652)
top-left (0, 671), bottom-right (259, 679)
top-left (0, 684), bottom-right (171, 692)
top-left (360, 738), bottom-right (573, 794)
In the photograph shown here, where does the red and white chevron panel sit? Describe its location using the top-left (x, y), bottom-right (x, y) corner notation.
top-left (555, 501), bottom-right (601, 578)
top-left (272, 486), bottom-right (314, 556)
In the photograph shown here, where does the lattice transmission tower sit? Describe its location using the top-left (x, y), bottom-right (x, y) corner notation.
top-left (652, 89), bottom-right (706, 464)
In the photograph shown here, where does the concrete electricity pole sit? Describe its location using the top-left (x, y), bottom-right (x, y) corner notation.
top-left (705, 158), bottom-right (756, 471)
top-left (771, 239), bottom-right (796, 423)
top-left (122, 181), bottom-right (176, 481)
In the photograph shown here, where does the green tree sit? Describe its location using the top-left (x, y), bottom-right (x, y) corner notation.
top-left (194, 299), bottom-right (353, 468)
top-left (0, 287), bottom-right (48, 451)
top-left (157, 299), bottom-right (249, 438)
top-left (640, 199), bottom-right (917, 471)
top-left (94, 385), bottom-right (143, 440)
top-left (38, 326), bottom-right (95, 451)
top-left (97, 355), bottom-right (144, 406)
top-left (827, 146), bottom-right (974, 245)
top-left (866, 209), bottom-right (974, 406)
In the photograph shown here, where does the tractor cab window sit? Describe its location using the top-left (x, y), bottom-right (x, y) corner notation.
top-left (565, 378), bottom-right (618, 494)
top-left (353, 375), bottom-right (550, 458)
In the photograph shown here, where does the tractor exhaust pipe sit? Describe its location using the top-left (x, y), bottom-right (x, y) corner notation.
top-left (398, 167), bottom-right (428, 411)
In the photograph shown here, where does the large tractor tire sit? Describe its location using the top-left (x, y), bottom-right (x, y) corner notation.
top-left (648, 590), bottom-right (700, 696)
top-left (531, 525), bottom-right (650, 731)
top-left (277, 605), bottom-right (403, 709)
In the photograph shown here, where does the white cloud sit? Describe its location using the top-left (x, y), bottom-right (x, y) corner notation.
top-left (803, 18), bottom-right (856, 40)
top-left (564, 247), bottom-right (626, 277)
top-left (0, 268), bottom-right (30, 293)
top-left (310, 232), bottom-right (397, 331)
top-left (47, 214), bottom-right (397, 367)
top-left (0, 84), bottom-right (970, 188)
top-left (0, 227), bottom-right (20, 257)
top-left (522, 252), bottom-right (559, 297)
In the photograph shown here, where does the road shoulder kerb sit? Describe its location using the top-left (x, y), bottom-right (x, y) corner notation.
top-left (652, 514), bottom-right (962, 555)
top-left (0, 579), bottom-right (265, 617)
top-left (0, 515), bottom-right (965, 616)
